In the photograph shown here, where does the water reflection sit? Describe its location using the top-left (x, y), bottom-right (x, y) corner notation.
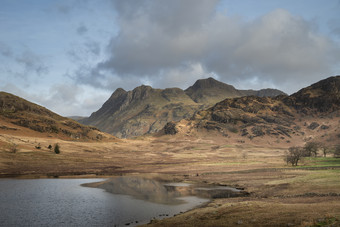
top-left (95, 176), bottom-right (185, 204)
top-left (89, 176), bottom-right (244, 205)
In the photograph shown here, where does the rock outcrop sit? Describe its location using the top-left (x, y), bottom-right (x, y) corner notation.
top-left (163, 76), bottom-right (340, 144)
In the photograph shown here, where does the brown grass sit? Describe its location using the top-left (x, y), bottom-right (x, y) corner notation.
top-left (1, 130), bottom-right (340, 226)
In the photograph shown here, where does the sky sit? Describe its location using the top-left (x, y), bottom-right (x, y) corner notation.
top-left (0, 0), bottom-right (340, 117)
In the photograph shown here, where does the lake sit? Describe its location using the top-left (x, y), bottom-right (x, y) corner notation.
top-left (0, 178), bottom-right (210, 226)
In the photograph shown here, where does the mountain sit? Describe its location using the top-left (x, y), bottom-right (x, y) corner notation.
top-left (185, 77), bottom-right (285, 104)
top-left (80, 77), bottom-right (286, 138)
top-left (80, 86), bottom-right (201, 138)
top-left (163, 76), bottom-right (340, 146)
top-left (0, 92), bottom-right (111, 141)
top-left (283, 76), bottom-right (340, 113)
top-left (184, 77), bottom-right (242, 104)
top-left (241, 88), bottom-right (288, 97)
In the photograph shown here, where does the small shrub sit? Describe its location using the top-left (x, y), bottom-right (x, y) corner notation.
top-left (228, 126), bottom-right (238, 133)
top-left (35, 143), bottom-right (41, 149)
top-left (48, 145), bottom-right (52, 151)
top-left (307, 122), bottom-right (319, 130)
top-left (8, 142), bottom-right (19, 153)
top-left (251, 126), bottom-right (265, 137)
top-left (54, 143), bottom-right (60, 154)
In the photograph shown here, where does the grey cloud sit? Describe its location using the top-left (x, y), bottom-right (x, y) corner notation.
top-left (15, 51), bottom-right (49, 76)
top-left (0, 42), bottom-right (13, 57)
top-left (67, 40), bottom-right (101, 63)
top-left (328, 18), bottom-right (340, 38)
top-left (56, 4), bottom-right (71, 14)
top-left (85, 41), bottom-right (100, 56)
top-left (111, 0), bottom-right (218, 34)
top-left (80, 1), bottom-right (340, 94)
top-left (77, 24), bottom-right (88, 35)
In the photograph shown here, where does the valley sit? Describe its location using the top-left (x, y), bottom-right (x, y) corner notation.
top-left (0, 76), bottom-right (340, 226)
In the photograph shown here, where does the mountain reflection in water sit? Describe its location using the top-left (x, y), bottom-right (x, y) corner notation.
top-left (89, 176), bottom-right (244, 205)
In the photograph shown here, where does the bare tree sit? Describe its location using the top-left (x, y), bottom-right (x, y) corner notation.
top-left (285, 146), bottom-right (305, 166)
top-left (334, 145), bottom-right (340, 158)
top-left (320, 144), bottom-right (329, 157)
top-left (304, 141), bottom-right (319, 157)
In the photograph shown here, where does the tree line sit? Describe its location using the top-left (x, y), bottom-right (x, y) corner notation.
top-left (285, 142), bottom-right (340, 166)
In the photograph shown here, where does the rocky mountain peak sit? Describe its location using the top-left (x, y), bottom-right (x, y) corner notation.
top-left (112, 88), bottom-right (127, 96)
top-left (130, 85), bottom-right (154, 101)
top-left (284, 75), bottom-right (340, 112)
top-left (186, 77), bottom-right (236, 91)
top-left (185, 77), bottom-right (241, 103)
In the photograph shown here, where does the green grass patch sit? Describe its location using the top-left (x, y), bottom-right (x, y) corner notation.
top-left (221, 144), bottom-right (233, 148)
top-left (312, 217), bottom-right (339, 227)
top-left (298, 157), bottom-right (340, 168)
top-left (267, 170), bottom-right (340, 186)
top-left (201, 161), bottom-right (261, 166)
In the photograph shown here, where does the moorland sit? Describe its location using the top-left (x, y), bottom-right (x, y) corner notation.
top-left (1, 76), bottom-right (340, 226)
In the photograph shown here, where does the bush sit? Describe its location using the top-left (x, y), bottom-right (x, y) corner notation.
top-left (228, 125), bottom-right (238, 133)
top-left (35, 143), bottom-right (41, 149)
top-left (54, 143), bottom-right (60, 154)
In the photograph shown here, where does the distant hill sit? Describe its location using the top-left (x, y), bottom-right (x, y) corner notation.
top-left (80, 77), bottom-right (285, 138)
top-left (163, 76), bottom-right (340, 146)
top-left (68, 116), bottom-right (87, 121)
top-left (185, 77), bottom-right (285, 104)
top-left (0, 92), bottom-right (112, 141)
top-left (283, 76), bottom-right (340, 113)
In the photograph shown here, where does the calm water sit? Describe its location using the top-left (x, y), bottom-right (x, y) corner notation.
top-left (0, 178), bottom-right (208, 227)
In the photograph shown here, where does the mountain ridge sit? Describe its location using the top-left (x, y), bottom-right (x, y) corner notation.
top-left (163, 75), bottom-right (340, 146)
top-left (80, 77), bottom-right (286, 138)
top-left (0, 92), bottom-right (112, 141)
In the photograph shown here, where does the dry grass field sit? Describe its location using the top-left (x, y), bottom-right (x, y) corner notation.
top-left (1, 130), bottom-right (340, 226)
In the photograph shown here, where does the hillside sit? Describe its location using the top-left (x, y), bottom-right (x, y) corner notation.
top-left (80, 86), bottom-right (201, 138)
top-left (0, 92), bottom-right (112, 141)
top-left (81, 77), bottom-right (285, 138)
top-left (164, 76), bottom-right (340, 146)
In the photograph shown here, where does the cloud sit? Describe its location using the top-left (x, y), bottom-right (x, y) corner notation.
top-left (76, 24), bottom-right (88, 35)
top-left (75, 0), bottom-right (340, 94)
top-left (56, 4), bottom-right (71, 14)
top-left (15, 51), bottom-right (49, 76)
top-left (84, 41), bottom-right (100, 56)
top-left (68, 40), bottom-right (101, 64)
top-left (41, 84), bottom-right (110, 116)
top-left (0, 46), bottom-right (49, 79)
top-left (151, 62), bottom-right (211, 89)
top-left (0, 42), bottom-right (12, 57)
top-left (0, 82), bottom-right (110, 117)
